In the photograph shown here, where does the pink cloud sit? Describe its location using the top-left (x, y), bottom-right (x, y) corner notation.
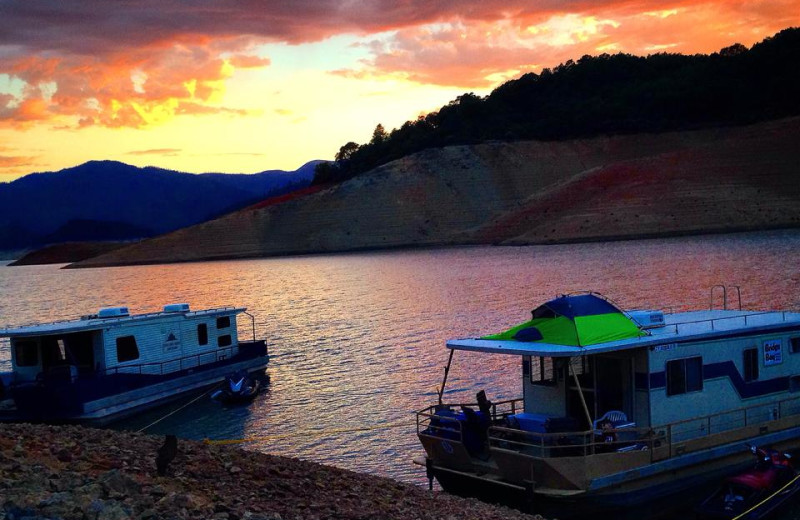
top-left (351, 1), bottom-right (800, 87)
top-left (125, 148), bottom-right (183, 156)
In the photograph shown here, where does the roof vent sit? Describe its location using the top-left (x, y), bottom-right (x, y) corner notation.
top-left (629, 310), bottom-right (665, 329)
top-left (98, 306), bottom-right (130, 318)
top-left (164, 303), bottom-right (190, 313)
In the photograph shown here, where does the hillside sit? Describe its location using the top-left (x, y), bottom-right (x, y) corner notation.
top-left (70, 117), bottom-right (800, 268)
top-left (8, 241), bottom-right (128, 266)
top-left (0, 160), bottom-right (319, 251)
top-left (315, 28), bottom-right (800, 185)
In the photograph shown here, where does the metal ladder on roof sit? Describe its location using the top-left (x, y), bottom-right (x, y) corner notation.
top-left (710, 285), bottom-right (742, 311)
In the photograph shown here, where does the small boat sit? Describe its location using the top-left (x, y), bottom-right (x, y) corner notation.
top-left (211, 369), bottom-right (262, 403)
top-left (0, 303), bottom-right (269, 424)
top-left (696, 445), bottom-right (800, 519)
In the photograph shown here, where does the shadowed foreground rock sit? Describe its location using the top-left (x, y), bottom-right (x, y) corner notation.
top-left (0, 423), bottom-right (544, 520)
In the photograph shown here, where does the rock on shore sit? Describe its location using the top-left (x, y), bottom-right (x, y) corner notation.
top-left (1, 423), bottom-right (543, 520)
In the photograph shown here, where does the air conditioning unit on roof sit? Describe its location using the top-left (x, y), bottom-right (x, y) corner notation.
top-left (628, 310), bottom-right (665, 329)
top-left (98, 306), bottom-right (129, 318)
top-left (164, 303), bottom-right (190, 313)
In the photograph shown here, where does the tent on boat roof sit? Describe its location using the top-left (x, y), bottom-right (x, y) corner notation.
top-left (482, 293), bottom-right (645, 346)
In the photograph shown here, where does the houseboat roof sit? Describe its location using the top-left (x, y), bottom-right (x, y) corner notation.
top-left (448, 309), bottom-right (800, 357)
top-left (0, 306), bottom-right (245, 338)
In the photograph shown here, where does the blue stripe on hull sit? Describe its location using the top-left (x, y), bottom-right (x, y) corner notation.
top-left (642, 361), bottom-right (791, 398)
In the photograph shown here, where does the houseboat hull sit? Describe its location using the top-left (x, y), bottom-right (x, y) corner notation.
top-left (420, 421), bottom-right (800, 513)
top-left (3, 340), bottom-right (268, 425)
top-left (424, 462), bottom-right (721, 519)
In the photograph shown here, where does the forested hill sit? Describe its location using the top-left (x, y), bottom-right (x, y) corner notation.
top-left (315, 27), bottom-right (800, 185)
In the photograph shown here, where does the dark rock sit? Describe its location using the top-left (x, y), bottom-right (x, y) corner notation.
top-left (155, 435), bottom-right (178, 476)
top-left (100, 469), bottom-right (141, 497)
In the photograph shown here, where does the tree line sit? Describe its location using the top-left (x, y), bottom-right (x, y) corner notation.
top-left (313, 28), bottom-right (800, 185)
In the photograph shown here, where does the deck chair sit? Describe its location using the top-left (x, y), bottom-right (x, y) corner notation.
top-left (593, 410), bottom-right (628, 430)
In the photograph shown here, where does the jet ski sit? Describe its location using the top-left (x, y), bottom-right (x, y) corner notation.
top-left (696, 445), bottom-right (800, 519)
top-left (211, 370), bottom-right (262, 404)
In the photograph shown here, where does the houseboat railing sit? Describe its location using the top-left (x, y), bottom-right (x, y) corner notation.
top-left (710, 285), bottom-right (742, 311)
top-left (91, 306), bottom-right (240, 327)
top-left (1, 306), bottom-right (241, 332)
top-left (242, 311), bottom-right (257, 342)
top-left (419, 394), bottom-right (800, 462)
top-left (665, 310), bottom-right (800, 335)
top-left (416, 397), bottom-right (523, 438)
top-left (100, 341), bottom-right (264, 378)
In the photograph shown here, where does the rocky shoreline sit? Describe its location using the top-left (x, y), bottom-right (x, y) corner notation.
top-left (1, 423), bottom-right (543, 520)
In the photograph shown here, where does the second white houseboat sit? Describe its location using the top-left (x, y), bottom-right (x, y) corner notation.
top-left (0, 303), bottom-right (269, 423)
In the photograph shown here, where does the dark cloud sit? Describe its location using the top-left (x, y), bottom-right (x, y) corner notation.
top-left (0, 0), bottom-right (797, 126)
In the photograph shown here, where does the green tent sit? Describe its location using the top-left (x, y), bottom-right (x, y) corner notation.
top-left (482, 293), bottom-right (645, 346)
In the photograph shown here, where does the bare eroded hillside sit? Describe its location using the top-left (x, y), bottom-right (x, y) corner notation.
top-left (72, 118), bottom-right (800, 267)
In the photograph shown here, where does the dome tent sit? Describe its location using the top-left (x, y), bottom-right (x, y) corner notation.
top-left (482, 293), bottom-right (645, 346)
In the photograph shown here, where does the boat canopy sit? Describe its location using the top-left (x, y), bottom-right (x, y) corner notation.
top-left (482, 293), bottom-right (645, 347)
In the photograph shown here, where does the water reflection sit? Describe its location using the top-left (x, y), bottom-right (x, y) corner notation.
top-left (1, 231), bottom-right (799, 496)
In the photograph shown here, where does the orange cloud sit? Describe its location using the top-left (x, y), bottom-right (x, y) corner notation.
top-left (0, 45), bottom-right (268, 129)
top-left (0, 154), bottom-right (40, 173)
top-left (228, 55), bottom-right (272, 68)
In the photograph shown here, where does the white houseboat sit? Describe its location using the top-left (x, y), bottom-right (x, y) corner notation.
top-left (416, 292), bottom-right (800, 509)
top-left (0, 304), bottom-right (268, 423)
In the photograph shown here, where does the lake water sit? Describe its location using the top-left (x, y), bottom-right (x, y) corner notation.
top-left (2, 230), bottom-right (800, 514)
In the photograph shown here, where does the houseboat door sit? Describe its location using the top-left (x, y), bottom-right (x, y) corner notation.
top-left (567, 355), bottom-right (634, 428)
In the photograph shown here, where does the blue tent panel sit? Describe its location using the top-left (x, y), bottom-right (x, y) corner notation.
top-left (541, 294), bottom-right (622, 319)
top-left (514, 327), bottom-right (543, 342)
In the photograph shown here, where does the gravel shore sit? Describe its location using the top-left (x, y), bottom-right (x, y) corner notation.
top-left (1, 423), bottom-right (544, 520)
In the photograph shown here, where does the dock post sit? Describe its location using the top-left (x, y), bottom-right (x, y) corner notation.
top-left (524, 480), bottom-right (536, 513)
top-left (425, 458), bottom-right (434, 490)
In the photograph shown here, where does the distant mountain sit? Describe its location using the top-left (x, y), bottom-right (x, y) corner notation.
top-left (0, 160), bottom-right (321, 250)
top-left (39, 219), bottom-right (154, 244)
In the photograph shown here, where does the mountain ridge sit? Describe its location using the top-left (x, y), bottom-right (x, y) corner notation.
top-left (0, 160), bottom-right (321, 251)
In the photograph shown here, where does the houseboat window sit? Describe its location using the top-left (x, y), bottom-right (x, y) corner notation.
top-left (216, 316), bottom-right (231, 329)
top-left (116, 336), bottom-right (140, 362)
top-left (198, 324), bottom-right (208, 346)
top-left (569, 356), bottom-right (591, 376)
top-left (790, 376), bottom-right (800, 393)
top-left (530, 356), bottom-right (556, 385)
top-left (14, 341), bottom-right (38, 367)
top-left (790, 338), bottom-right (800, 354)
top-left (218, 334), bottom-right (232, 347)
top-left (666, 356), bottom-right (703, 396)
top-left (743, 348), bottom-right (759, 382)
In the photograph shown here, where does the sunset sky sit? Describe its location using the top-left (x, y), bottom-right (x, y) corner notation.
top-left (1, 1), bottom-right (798, 181)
